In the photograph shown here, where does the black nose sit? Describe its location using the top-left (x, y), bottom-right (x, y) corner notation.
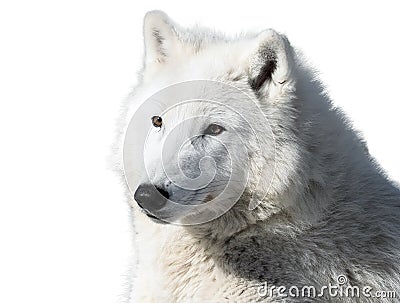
top-left (134, 183), bottom-right (169, 212)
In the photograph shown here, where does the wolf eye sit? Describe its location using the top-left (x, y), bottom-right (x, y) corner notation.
top-left (151, 116), bottom-right (163, 128)
top-left (204, 124), bottom-right (225, 136)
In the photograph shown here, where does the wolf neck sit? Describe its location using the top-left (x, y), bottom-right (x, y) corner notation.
top-left (261, 63), bottom-right (380, 227)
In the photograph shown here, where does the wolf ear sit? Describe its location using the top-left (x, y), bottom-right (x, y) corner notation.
top-left (248, 30), bottom-right (294, 97)
top-left (143, 11), bottom-right (180, 65)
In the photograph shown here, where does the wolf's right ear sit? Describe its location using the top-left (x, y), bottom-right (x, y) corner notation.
top-left (143, 11), bottom-right (180, 66)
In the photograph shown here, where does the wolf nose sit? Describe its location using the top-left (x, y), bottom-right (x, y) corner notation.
top-left (134, 183), bottom-right (169, 212)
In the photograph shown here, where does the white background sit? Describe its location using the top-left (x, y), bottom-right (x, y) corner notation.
top-left (0, 1), bottom-right (399, 302)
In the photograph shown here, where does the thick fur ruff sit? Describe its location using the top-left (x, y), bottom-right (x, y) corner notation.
top-left (116, 11), bottom-right (400, 302)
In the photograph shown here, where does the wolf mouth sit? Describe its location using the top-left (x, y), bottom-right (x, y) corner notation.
top-left (145, 212), bottom-right (159, 220)
top-left (143, 210), bottom-right (168, 224)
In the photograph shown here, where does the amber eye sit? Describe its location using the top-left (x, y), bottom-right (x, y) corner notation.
top-left (151, 116), bottom-right (163, 128)
top-left (204, 123), bottom-right (225, 136)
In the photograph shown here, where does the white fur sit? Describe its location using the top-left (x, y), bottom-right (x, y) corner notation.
top-left (115, 11), bottom-right (400, 302)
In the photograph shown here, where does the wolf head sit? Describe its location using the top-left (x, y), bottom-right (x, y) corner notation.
top-left (123, 11), bottom-right (309, 226)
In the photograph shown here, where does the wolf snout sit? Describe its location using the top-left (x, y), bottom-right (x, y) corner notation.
top-left (134, 183), bottom-right (169, 212)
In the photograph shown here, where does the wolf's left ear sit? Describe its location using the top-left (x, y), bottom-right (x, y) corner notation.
top-left (143, 11), bottom-right (180, 66)
top-left (248, 30), bottom-right (294, 97)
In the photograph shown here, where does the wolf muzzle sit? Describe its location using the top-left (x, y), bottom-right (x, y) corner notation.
top-left (134, 183), bottom-right (169, 213)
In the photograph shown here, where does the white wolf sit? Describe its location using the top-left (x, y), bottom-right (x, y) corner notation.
top-left (117, 11), bottom-right (400, 302)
